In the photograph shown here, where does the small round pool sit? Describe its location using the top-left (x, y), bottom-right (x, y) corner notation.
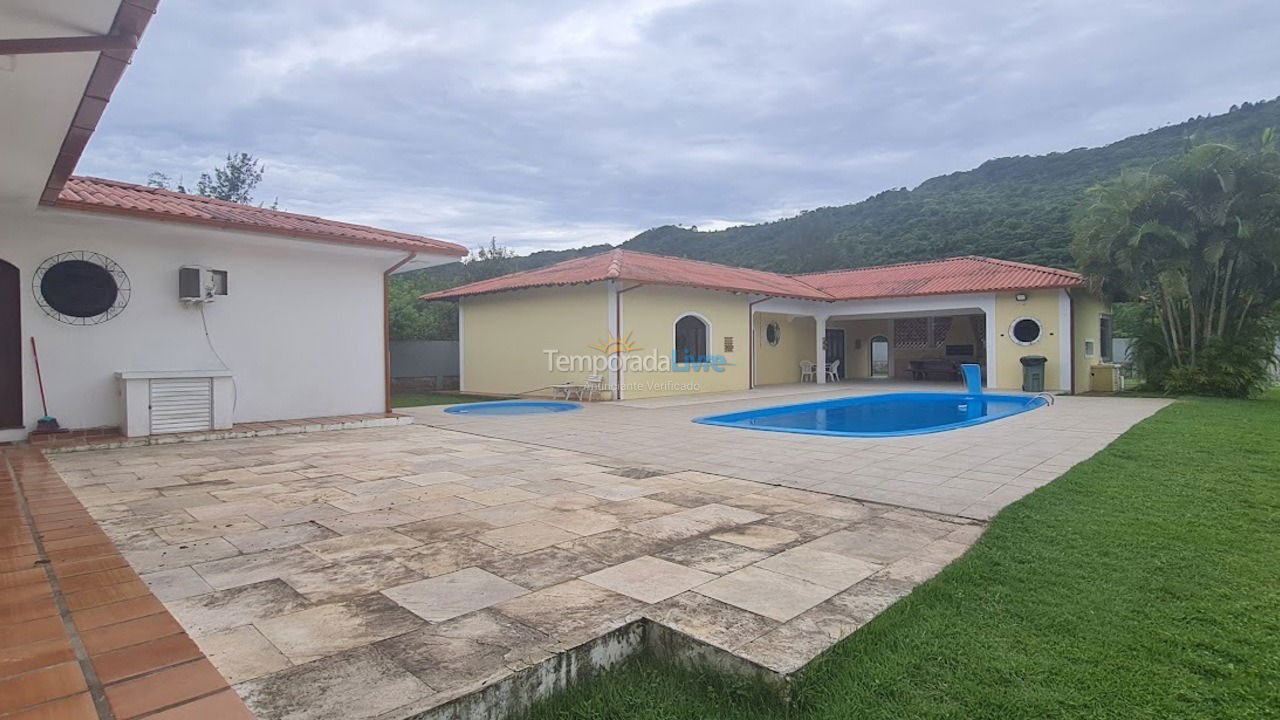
top-left (444, 400), bottom-right (582, 416)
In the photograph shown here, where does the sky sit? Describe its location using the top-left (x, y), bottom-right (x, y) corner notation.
top-left (81, 0), bottom-right (1280, 256)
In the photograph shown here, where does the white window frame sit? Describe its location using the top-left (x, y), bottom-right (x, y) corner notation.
top-left (673, 312), bottom-right (712, 365)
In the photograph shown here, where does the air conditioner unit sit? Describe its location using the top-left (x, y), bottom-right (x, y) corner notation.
top-left (179, 266), bottom-right (228, 303)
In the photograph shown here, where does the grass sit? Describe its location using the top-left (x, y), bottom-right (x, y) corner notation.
top-left (389, 391), bottom-right (498, 408)
top-left (526, 391), bottom-right (1280, 720)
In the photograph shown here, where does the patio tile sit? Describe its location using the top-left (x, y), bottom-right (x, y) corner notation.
top-left (674, 503), bottom-right (767, 529)
top-left (530, 491), bottom-right (604, 511)
top-left (475, 521), bottom-right (579, 554)
top-left (256, 593), bottom-right (425, 663)
top-left (644, 592), bottom-right (778, 651)
top-left (754, 546), bottom-right (882, 590)
top-left (125, 538), bottom-right (240, 574)
top-left (555, 530), bottom-right (675, 563)
top-left (494, 580), bottom-right (643, 644)
top-left (537, 508), bottom-right (621, 536)
top-left (166, 579), bottom-right (311, 637)
top-left (140, 567), bottom-right (214, 601)
top-left (375, 609), bottom-right (554, 692)
top-left (396, 538), bottom-right (510, 577)
top-left (464, 502), bottom-right (553, 527)
top-left (460, 487), bottom-right (541, 506)
top-left (193, 625), bottom-right (289, 684)
top-left (655, 538), bottom-right (771, 574)
top-left (758, 510), bottom-right (851, 540)
top-left (627, 514), bottom-right (714, 542)
top-left (582, 556), bottom-right (715, 603)
top-left (710, 524), bottom-right (800, 551)
top-left (192, 547), bottom-right (329, 590)
top-left (480, 547), bottom-right (606, 590)
top-left (695, 566), bottom-right (837, 622)
top-left (397, 514), bottom-right (497, 543)
top-left (224, 521), bottom-right (338, 554)
top-left (581, 484), bottom-right (660, 501)
top-left (303, 529), bottom-right (421, 562)
top-left (153, 517), bottom-right (264, 544)
top-left (237, 645), bottom-right (434, 720)
top-left (800, 498), bottom-right (877, 522)
top-left (316, 509), bottom-right (417, 535)
top-left (593, 497), bottom-right (685, 523)
top-left (382, 568), bottom-right (529, 622)
top-left (825, 574), bottom-right (918, 624)
top-left (283, 555), bottom-right (423, 602)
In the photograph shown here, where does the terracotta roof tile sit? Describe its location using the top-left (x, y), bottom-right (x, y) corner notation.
top-left (56, 177), bottom-right (468, 256)
top-left (422, 250), bottom-right (1081, 302)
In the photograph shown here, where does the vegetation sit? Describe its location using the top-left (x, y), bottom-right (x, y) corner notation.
top-left (526, 391), bottom-right (1280, 720)
top-left (147, 152), bottom-right (277, 207)
top-left (389, 391), bottom-right (495, 408)
top-left (1073, 139), bottom-right (1280, 397)
top-left (394, 97), bottom-right (1280, 340)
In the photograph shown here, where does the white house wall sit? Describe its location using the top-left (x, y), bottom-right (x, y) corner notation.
top-left (1, 204), bottom-right (411, 439)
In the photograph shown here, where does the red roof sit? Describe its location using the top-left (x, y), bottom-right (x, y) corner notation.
top-left (422, 249), bottom-right (831, 301)
top-left (422, 250), bottom-right (1082, 302)
top-left (797, 256), bottom-right (1083, 300)
top-left (56, 176), bottom-right (468, 256)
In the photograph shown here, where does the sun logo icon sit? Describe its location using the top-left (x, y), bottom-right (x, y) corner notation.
top-left (589, 331), bottom-right (640, 355)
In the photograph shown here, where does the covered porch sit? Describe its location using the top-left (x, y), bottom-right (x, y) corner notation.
top-left (750, 293), bottom-right (997, 389)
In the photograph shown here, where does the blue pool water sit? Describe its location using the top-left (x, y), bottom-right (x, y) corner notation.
top-left (693, 392), bottom-right (1046, 437)
top-left (444, 400), bottom-right (582, 416)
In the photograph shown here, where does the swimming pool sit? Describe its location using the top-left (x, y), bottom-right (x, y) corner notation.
top-left (444, 400), bottom-right (582, 416)
top-left (693, 392), bottom-right (1047, 437)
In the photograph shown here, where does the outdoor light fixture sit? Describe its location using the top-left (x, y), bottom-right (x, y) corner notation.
top-left (1015, 293), bottom-right (1028, 302)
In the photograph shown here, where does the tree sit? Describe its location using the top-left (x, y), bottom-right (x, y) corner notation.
top-left (461, 238), bottom-right (517, 281)
top-left (1072, 136), bottom-right (1280, 396)
top-left (148, 152), bottom-right (275, 207)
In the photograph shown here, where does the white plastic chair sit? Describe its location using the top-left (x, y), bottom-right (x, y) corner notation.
top-left (578, 375), bottom-right (606, 401)
top-left (800, 361), bottom-right (817, 382)
top-left (825, 359), bottom-right (841, 383)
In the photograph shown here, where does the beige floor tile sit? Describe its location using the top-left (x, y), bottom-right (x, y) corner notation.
top-left (141, 566), bottom-right (215, 601)
top-left (397, 538), bottom-right (510, 577)
top-left (460, 487), bottom-right (542, 507)
top-left (696, 566), bottom-right (837, 622)
top-left (195, 625), bottom-right (290, 684)
top-left (754, 546), bottom-right (881, 590)
top-left (304, 529), bottom-right (421, 562)
top-left (225, 521), bottom-right (339, 554)
top-left (256, 593), bottom-right (425, 663)
top-left (581, 556), bottom-right (715, 604)
top-left (475, 521), bottom-right (579, 554)
top-left (710, 524), bottom-right (800, 551)
top-left (237, 645), bottom-right (434, 720)
top-left (538, 509), bottom-right (621, 536)
top-left (480, 547), bottom-right (605, 590)
top-left (655, 538), bottom-right (770, 574)
top-left (494, 579), bottom-right (643, 644)
top-left (382, 567), bottom-right (528, 622)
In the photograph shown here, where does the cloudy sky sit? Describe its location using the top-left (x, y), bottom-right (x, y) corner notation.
top-left (81, 0), bottom-right (1280, 255)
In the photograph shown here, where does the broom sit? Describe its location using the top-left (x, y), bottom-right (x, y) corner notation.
top-left (30, 337), bottom-right (65, 433)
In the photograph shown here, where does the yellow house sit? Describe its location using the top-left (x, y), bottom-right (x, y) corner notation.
top-left (424, 250), bottom-right (1115, 399)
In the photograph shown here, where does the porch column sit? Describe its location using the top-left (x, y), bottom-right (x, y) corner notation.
top-left (984, 307), bottom-right (998, 389)
top-left (815, 314), bottom-right (827, 384)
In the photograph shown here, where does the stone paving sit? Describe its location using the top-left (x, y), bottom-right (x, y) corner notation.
top-left (55, 422), bottom-right (982, 720)
top-left (49, 386), bottom-right (1170, 719)
top-left (411, 382), bottom-right (1171, 519)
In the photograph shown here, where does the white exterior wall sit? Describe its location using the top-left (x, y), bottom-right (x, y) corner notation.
top-left (1, 204), bottom-right (414, 440)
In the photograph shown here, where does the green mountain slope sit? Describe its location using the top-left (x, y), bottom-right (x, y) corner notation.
top-left (393, 97), bottom-right (1279, 340)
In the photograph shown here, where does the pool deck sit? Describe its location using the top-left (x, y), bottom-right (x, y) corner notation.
top-left (4, 384), bottom-right (1169, 720)
top-left (410, 382), bottom-right (1170, 520)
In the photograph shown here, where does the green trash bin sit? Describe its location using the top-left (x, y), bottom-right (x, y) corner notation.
top-left (1020, 355), bottom-right (1047, 392)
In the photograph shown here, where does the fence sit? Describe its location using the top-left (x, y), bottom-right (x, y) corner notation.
top-left (390, 340), bottom-right (460, 390)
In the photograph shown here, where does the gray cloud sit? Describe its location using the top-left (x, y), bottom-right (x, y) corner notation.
top-left (80, 0), bottom-right (1280, 255)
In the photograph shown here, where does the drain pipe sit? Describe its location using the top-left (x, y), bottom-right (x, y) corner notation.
top-left (747, 297), bottom-right (769, 389)
top-left (384, 252), bottom-right (417, 413)
top-left (1067, 290), bottom-right (1076, 395)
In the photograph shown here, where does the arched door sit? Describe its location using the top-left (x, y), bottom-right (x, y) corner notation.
top-left (1, 260), bottom-right (21, 428)
top-left (869, 335), bottom-right (890, 378)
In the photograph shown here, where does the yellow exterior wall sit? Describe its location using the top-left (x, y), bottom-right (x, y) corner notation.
top-left (461, 283), bottom-right (608, 396)
top-left (993, 290), bottom-right (1066, 391)
top-left (828, 318), bottom-right (892, 378)
top-left (753, 313), bottom-right (816, 385)
top-left (619, 286), bottom-right (751, 398)
top-left (1071, 289), bottom-right (1112, 393)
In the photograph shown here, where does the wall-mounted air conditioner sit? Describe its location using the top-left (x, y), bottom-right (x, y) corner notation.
top-left (179, 266), bottom-right (228, 303)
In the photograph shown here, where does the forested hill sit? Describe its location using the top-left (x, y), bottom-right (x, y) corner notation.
top-left (392, 97), bottom-right (1279, 339)
top-left (622, 97), bottom-right (1280, 271)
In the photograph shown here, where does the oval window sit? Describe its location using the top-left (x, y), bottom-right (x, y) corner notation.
top-left (33, 251), bottom-right (131, 325)
top-left (765, 321), bottom-right (781, 346)
top-left (1010, 317), bottom-right (1042, 345)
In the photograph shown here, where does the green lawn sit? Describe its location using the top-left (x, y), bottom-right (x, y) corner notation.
top-left (390, 391), bottom-right (498, 408)
top-left (526, 391), bottom-right (1280, 720)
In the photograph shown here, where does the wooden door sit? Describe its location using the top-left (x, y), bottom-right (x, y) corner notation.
top-left (0, 260), bottom-right (21, 428)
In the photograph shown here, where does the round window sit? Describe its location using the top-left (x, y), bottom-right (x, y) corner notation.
top-left (1010, 317), bottom-right (1042, 345)
top-left (765, 321), bottom-right (781, 346)
top-left (33, 251), bottom-right (130, 325)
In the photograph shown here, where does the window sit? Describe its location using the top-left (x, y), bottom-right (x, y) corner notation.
top-left (894, 318), bottom-right (928, 349)
top-left (1100, 316), bottom-right (1114, 362)
top-left (674, 315), bottom-right (709, 363)
top-left (765, 321), bottom-right (781, 346)
top-left (32, 251), bottom-right (131, 326)
top-left (1010, 316), bottom-right (1043, 345)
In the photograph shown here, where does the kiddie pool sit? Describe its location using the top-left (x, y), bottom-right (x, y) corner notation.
top-left (693, 392), bottom-right (1046, 438)
top-left (444, 400), bottom-right (582, 416)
